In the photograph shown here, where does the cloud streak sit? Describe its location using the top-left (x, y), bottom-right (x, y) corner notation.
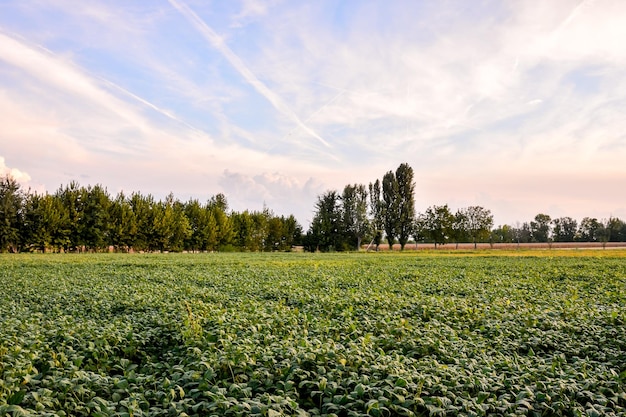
top-left (168, 0), bottom-right (332, 150)
top-left (1, 1), bottom-right (626, 226)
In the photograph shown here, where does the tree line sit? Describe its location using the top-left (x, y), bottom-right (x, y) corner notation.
top-left (3, 168), bottom-right (626, 253)
top-left (0, 176), bottom-right (302, 253)
top-left (304, 163), bottom-right (626, 251)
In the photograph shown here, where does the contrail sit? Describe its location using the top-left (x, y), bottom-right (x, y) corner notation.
top-left (98, 77), bottom-right (207, 135)
top-left (168, 0), bottom-right (331, 149)
top-left (0, 31), bottom-right (206, 135)
top-left (556, 0), bottom-right (595, 33)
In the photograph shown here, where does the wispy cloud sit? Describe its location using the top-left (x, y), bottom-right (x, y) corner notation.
top-left (168, 0), bottom-right (332, 150)
top-left (1, 0), bottom-right (626, 225)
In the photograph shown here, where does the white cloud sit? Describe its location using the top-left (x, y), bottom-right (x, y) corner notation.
top-left (218, 170), bottom-right (324, 223)
top-left (0, 156), bottom-right (31, 184)
top-left (1, 0), bottom-right (625, 226)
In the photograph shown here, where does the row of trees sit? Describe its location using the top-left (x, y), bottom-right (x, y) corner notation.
top-left (305, 163), bottom-right (418, 251)
top-left (0, 176), bottom-right (302, 253)
top-left (304, 163), bottom-right (496, 251)
top-left (304, 163), bottom-right (626, 251)
top-left (3, 168), bottom-right (625, 253)
top-left (491, 214), bottom-right (626, 245)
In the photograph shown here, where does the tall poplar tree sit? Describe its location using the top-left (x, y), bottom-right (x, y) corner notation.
top-left (368, 180), bottom-right (384, 250)
top-left (395, 163), bottom-right (415, 250)
top-left (382, 170), bottom-right (398, 250)
top-left (342, 183), bottom-right (369, 250)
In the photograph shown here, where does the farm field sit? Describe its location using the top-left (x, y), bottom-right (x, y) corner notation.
top-left (1, 251), bottom-right (625, 416)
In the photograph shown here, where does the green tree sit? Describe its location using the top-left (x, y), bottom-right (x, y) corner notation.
top-left (280, 214), bottom-right (302, 250)
top-left (208, 195), bottom-right (234, 250)
top-left (129, 192), bottom-right (155, 252)
top-left (0, 175), bottom-right (23, 252)
top-left (451, 209), bottom-right (469, 249)
top-left (421, 204), bottom-right (454, 249)
top-left (22, 192), bottom-right (70, 252)
top-left (463, 206), bottom-right (494, 249)
top-left (606, 217), bottom-right (625, 242)
top-left (491, 224), bottom-right (515, 244)
top-left (108, 191), bottom-right (137, 252)
top-left (184, 199), bottom-right (210, 252)
top-left (342, 184), bottom-right (369, 250)
top-left (381, 170), bottom-right (399, 250)
top-left (395, 163), bottom-right (415, 250)
top-left (368, 180), bottom-right (384, 251)
top-left (530, 213), bottom-right (552, 243)
top-left (170, 198), bottom-right (191, 252)
top-left (551, 217), bottom-right (577, 242)
top-left (55, 181), bottom-right (84, 252)
top-left (412, 214), bottom-right (427, 249)
top-left (577, 217), bottom-right (600, 242)
top-left (80, 184), bottom-right (111, 251)
top-left (307, 190), bottom-right (343, 252)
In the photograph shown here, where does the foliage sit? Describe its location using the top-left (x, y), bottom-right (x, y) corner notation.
top-left (368, 180), bottom-right (384, 251)
top-left (341, 184), bottom-right (370, 251)
top-left (1, 252), bottom-right (625, 416)
top-left (307, 191), bottom-right (343, 252)
top-left (530, 214), bottom-right (552, 243)
top-left (394, 164), bottom-right (416, 251)
top-left (0, 176), bottom-right (301, 253)
top-left (0, 176), bottom-right (23, 252)
top-left (420, 205), bottom-right (455, 248)
top-left (381, 170), bottom-right (399, 250)
top-left (462, 206), bottom-right (493, 249)
top-left (552, 217), bottom-right (578, 242)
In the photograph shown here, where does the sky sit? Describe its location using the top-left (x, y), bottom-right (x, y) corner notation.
top-left (1, 0), bottom-right (625, 227)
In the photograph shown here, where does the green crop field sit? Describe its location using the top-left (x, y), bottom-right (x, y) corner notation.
top-left (1, 251), bottom-right (625, 416)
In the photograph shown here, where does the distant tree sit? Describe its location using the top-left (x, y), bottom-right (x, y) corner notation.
top-left (209, 193), bottom-right (228, 212)
top-left (0, 175), bottom-right (24, 252)
top-left (129, 192), bottom-right (155, 252)
top-left (596, 219), bottom-right (611, 248)
top-left (577, 217), bottom-right (600, 242)
top-left (462, 206), bottom-right (494, 249)
top-left (232, 210), bottom-right (254, 250)
top-left (108, 191), bottom-right (137, 252)
top-left (80, 184), bottom-right (111, 251)
top-left (421, 204), bottom-right (454, 248)
top-left (281, 214), bottom-right (303, 250)
top-left (170, 197), bottom-right (192, 252)
top-left (307, 190), bottom-right (343, 252)
top-left (412, 214), bottom-right (427, 249)
top-left (342, 184), bottom-right (369, 250)
top-left (551, 217), bottom-right (577, 242)
top-left (530, 213), bottom-right (551, 243)
top-left (55, 181), bottom-right (84, 252)
top-left (395, 163), bottom-right (416, 250)
top-left (263, 211), bottom-right (301, 251)
top-left (606, 217), bottom-right (625, 242)
top-left (211, 201), bottom-right (234, 250)
top-left (250, 209), bottom-right (270, 252)
top-left (204, 209), bottom-right (219, 251)
top-left (22, 193), bottom-right (67, 252)
top-left (514, 222), bottom-right (532, 244)
top-left (491, 224), bottom-right (515, 244)
top-left (184, 199), bottom-right (208, 252)
top-left (451, 210), bottom-right (468, 249)
top-left (381, 170), bottom-right (399, 250)
top-left (368, 180), bottom-right (384, 250)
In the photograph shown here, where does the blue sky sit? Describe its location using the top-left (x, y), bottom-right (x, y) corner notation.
top-left (1, 0), bottom-right (625, 227)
